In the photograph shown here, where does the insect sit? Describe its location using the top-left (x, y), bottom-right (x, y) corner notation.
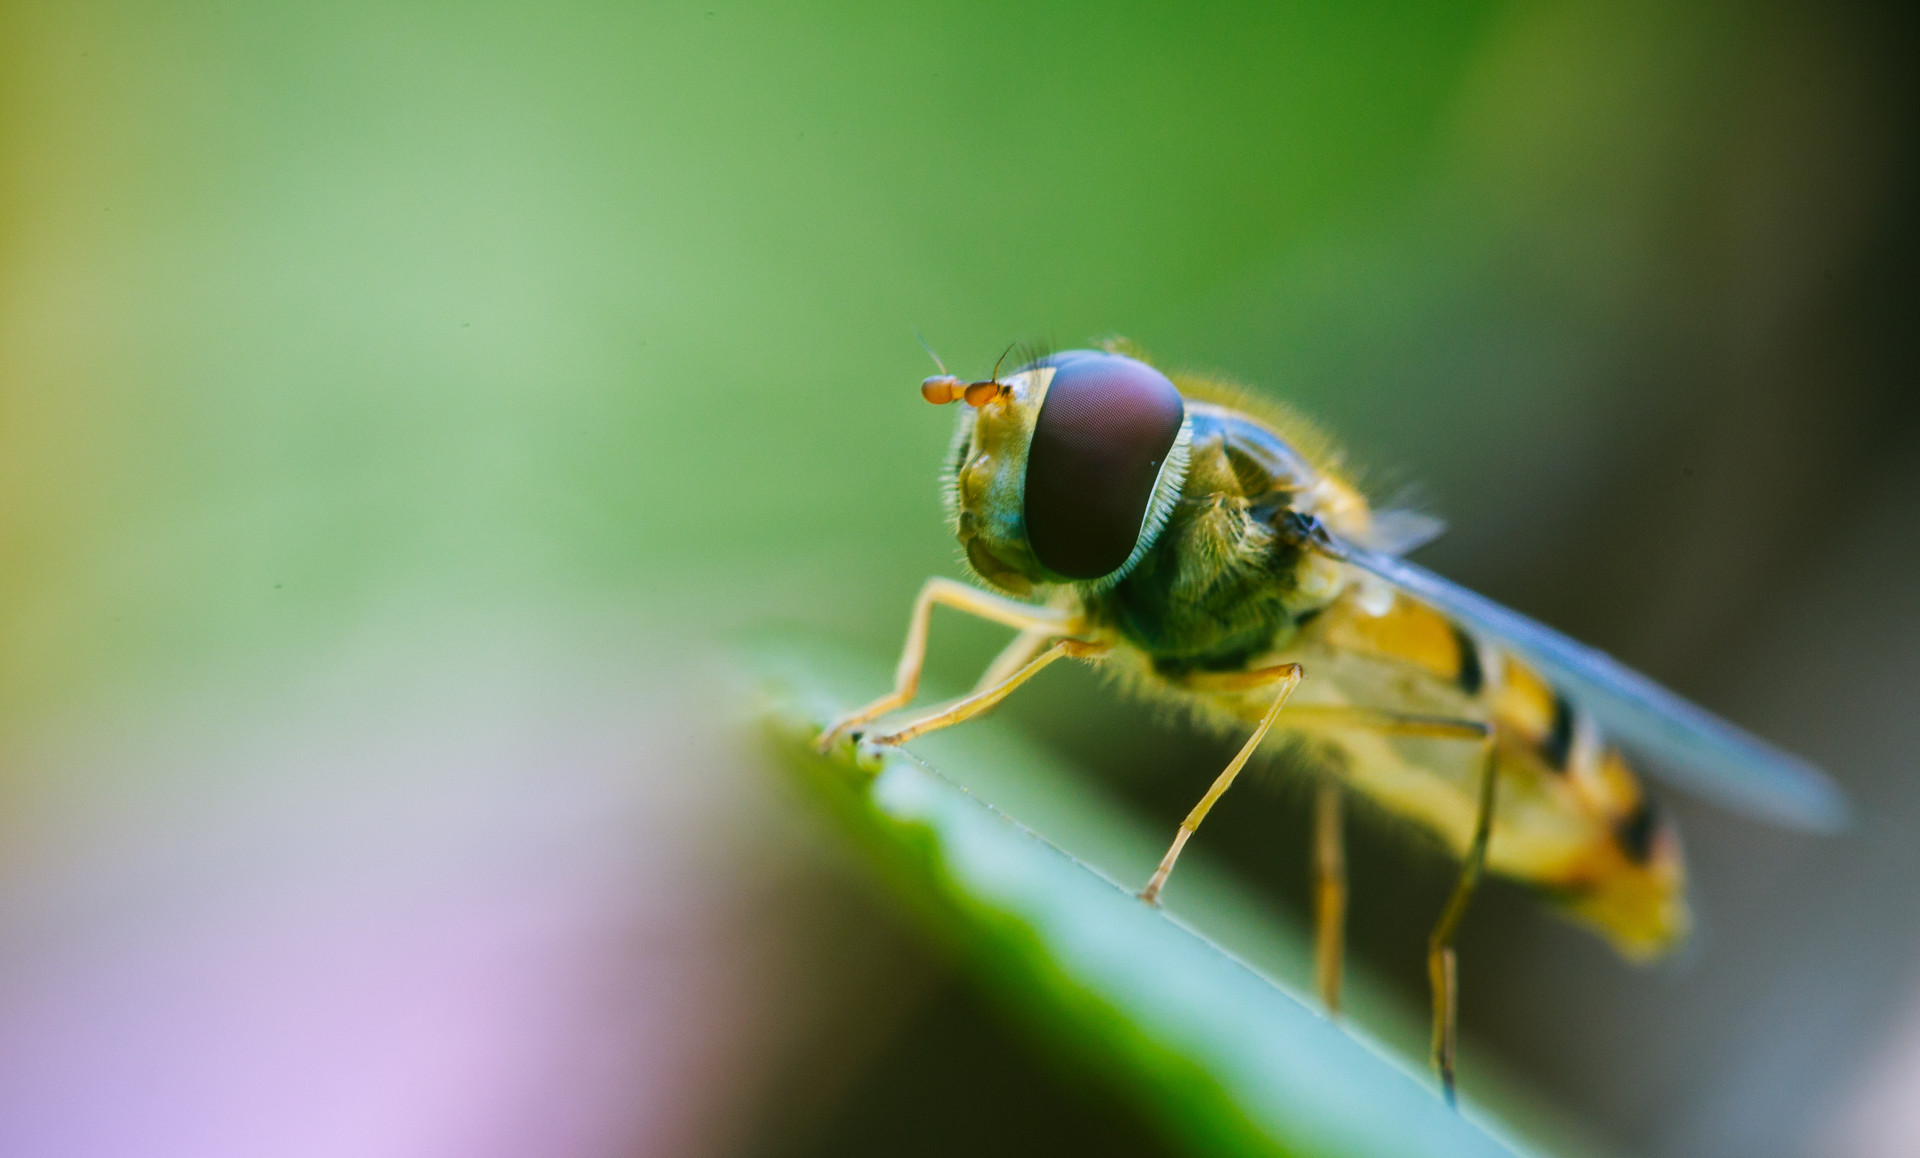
top-left (817, 340), bottom-right (1847, 1104)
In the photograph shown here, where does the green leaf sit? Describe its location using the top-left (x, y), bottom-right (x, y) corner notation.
top-left (757, 643), bottom-right (1621, 1158)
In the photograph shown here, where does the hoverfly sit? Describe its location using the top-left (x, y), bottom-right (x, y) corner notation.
top-left (817, 341), bottom-right (1847, 1104)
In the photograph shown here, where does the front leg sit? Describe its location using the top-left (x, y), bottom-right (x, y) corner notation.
top-left (868, 638), bottom-right (1110, 746)
top-left (971, 625), bottom-right (1057, 694)
top-left (817, 576), bottom-right (1084, 753)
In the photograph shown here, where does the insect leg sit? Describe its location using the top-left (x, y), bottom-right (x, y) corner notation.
top-left (1314, 780), bottom-right (1346, 1015)
top-left (971, 625), bottom-right (1056, 694)
top-left (1429, 741), bottom-right (1498, 1107)
top-left (817, 577), bottom-right (1083, 752)
top-left (1138, 663), bottom-right (1304, 905)
top-left (867, 639), bottom-right (1110, 746)
top-left (1281, 708), bottom-right (1491, 1018)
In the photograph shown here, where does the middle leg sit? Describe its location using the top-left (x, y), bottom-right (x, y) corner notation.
top-left (1138, 663), bottom-right (1304, 905)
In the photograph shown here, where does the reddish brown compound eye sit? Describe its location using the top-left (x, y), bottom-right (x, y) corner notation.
top-left (1023, 350), bottom-right (1185, 579)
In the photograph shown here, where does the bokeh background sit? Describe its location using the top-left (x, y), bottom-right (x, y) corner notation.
top-left (2, 2), bottom-right (1917, 1156)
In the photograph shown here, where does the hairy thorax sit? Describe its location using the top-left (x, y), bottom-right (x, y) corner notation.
top-left (1081, 406), bottom-right (1351, 675)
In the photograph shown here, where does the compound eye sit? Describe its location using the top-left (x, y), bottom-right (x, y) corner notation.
top-left (1023, 351), bottom-right (1185, 579)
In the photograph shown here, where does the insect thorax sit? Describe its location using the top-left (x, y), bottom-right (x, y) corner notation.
top-left (1082, 410), bottom-right (1332, 676)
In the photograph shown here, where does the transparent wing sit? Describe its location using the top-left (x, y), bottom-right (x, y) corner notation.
top-left (1355, 508), bottom-right (1447, 556)
top-left (1320, 534), bottom-right (1848, 832)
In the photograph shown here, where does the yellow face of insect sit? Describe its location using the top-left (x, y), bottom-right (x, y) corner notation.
top-left (943, 366), bottom-right (1055, 597)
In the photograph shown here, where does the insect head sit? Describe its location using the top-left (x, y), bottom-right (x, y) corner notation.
top-left (928, 350), bottom-right (1192, 594)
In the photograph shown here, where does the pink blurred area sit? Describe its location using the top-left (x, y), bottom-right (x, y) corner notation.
top-left (1827, 987), bottom-right (1920, 1158)
top-left (0, 621), bottom-right (883, 1158)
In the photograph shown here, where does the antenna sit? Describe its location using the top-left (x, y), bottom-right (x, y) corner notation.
top-left (912, 328), bottom-right (950, 377)
top-left (989, 340), bottom-right (1019, 384)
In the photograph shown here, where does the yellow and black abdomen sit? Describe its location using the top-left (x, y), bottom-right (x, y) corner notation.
top-left (1295, 593), bottom-right (1690, 958)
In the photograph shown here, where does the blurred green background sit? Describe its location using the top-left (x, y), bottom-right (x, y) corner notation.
top-left (2, 2), bottom-right (1917, 1157)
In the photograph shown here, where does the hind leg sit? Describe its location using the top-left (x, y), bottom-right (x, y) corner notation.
top-left (1272, 706), bottom-right (1492, 1019)
top-left (1314, 781), bottom-right (1346, 1015)
top-left (1428, 742), bottom-right (1498, 1106)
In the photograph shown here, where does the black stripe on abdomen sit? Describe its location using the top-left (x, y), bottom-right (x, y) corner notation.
top-left (1541, 692), bottom-right (1575, 772)
top-left (1450, 624), bottom-right (1483, 696)
top-left (1615, 797), bottom-right (1660, 864)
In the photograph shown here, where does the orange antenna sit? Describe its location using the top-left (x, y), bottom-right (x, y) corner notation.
top-left (919, 337), bottom-right (1016, 407)
top-left (916, 329), bottom-right (970, 404)
top-left (921, 375), bottom-right (965, 404)
top-left (963, 381), bottom-right (1003, 406)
